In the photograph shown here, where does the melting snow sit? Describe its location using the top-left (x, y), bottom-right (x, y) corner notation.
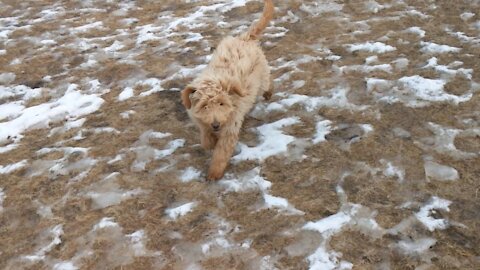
top-left (234, 117), bottom-right (300, 162)
top-left (415, 196), bottom-right (451, 231)
top-left (416, 123), bottom-right (478, 159)
top-left (23, 225), bottom-right (64, 262)
top-left (265, 87), bottom-right (368, 113)
top-left (404, 26), bottom-right (426, 38)
top-left (0, 84), bottom-right (104, 147)
top-left (424, 159), bottom-right (459, 181)
top-left (53, 261), bottom-right (77, 270)
top-left (130, 131), bottom-right (185, 171)
top-left (304, 211), bottom-right (353, 238)
top-left (85, 172), bottom-right (147, 209)
top-left (29, 147), bottom-right (96, 180)
top-left (420, 41), bottom-right (461, 53)
top-left (94, 217), bottom-right (119, 230)
top-left (166, 202), bottom-right (197, 220)
top-left (367, 75), bottom-right (473, 107)
top-left (300, 2), bottom-right (344, 16)
top-left (180, 167), bottom-right (202, 182)
top-left (118, 87), bottom-right (134, 101)
top-left (346, 42), bottom-right (396, 53)
top-left (422, 57), bottom-right (473, 79)
top-left (460, 12), bottom-right (475, 21)
top-left (0, 159), bottom-right (27, 174)
top-left (302, 181), bottom-right (384, 269)
top-left (381, 160), bottom-right (405, 182)
top-left (220, 168), bottom-right (303, 215)
top-left (395, 238), bottom-right (437, 255)
top-left (0, 72), bottom-right (16, 84)
top-left (313, 120), bottom-right (333, 144)
top-left (220, 168), bottom-right (272, 192)
top-left (120, 110), bottom-right (136, 119)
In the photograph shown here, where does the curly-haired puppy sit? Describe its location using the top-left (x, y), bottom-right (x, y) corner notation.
top-left (181, 0), bottom-right (274, 180)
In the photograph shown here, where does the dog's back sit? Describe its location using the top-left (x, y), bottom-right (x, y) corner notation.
top-left (203, 0), bottom-right (274, 100)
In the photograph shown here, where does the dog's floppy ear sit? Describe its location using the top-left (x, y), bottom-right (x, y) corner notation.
top-left (222, 79), bottom-right (245, 97)
top-left (181, 86), bottom-right (196, 109)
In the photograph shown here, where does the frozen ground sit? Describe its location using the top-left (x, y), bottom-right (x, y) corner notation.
top-left (1, 0), bottom-right (479, 269)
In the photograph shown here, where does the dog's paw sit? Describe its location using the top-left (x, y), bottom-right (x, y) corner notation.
top-left (207, 167), bottom-right (225, 181)
top-left (263, 91), bottom-right (272, 101)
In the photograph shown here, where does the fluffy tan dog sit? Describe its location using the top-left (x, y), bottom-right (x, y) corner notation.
top-left (181, 0), bottom-right (274, 180)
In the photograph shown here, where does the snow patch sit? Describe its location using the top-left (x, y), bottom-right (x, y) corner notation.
top-left (460, 12), bottom-right (475, 21)
top-left (118, 87), bottom-right (134, 101)
top-left (381, 160), bottom-right (405, 182)
top-left (367, 75), bottom-right (472, 107)
top-left (0, 84), bottom-right (104, 148)
top-left (233, 117), bottom-right (300, 162)
top-left (424, 159), bottom-right (459, 181)
top-left (420, 41), bottom-right (461, 53)
top-left (220, 168), bottom-right (303, 215)
top-left (53, 261), bottom-right (78, 270)
top-left (0, 72), bottom-right (16, 84)
top-left (165, 202), bottom-right (197, 220)
top-left (346, 42), bottom-right (396, 53)
top-left (94, 217), bottom-right (119, 230)
top-left (265, 87), bottom-right (368, 113)
top-left (415, 196), bottom-right (451, 231)
top-left (395, 238), bottom-right (437, 255)
top-left (416, 123), bottom-right (478, 159)
top-left (180, 167), bottom-right (202, 182)
top-left (313, 120), bottom-right (333, 144)
top-left (0, 159), bottom-right (27, 174)
top-left (23, 225), bottom-right (64, 262)
top-left (300, 2), bottom-right (344, 16)
top-left (130, 131), bottom-right (185, 171)
top-left (85, 172), bottom-right (147, 209)
top-left (422, 57), bottom-right (473, 79)
top-left (404, 26), bottom-right (426, 38)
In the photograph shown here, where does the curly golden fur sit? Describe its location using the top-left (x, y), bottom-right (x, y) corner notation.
top-left (181, 0), bottom-right (274, 180)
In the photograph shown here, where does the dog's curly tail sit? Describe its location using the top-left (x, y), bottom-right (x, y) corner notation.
top-left (242, 0), bottom-right (274, 41)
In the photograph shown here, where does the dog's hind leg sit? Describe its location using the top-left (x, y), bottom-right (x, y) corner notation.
top-left (207, 131), bottom-right (238, 180)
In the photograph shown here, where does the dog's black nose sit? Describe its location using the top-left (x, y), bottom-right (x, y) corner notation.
top-left (212, 122), bottom-right (220, 130)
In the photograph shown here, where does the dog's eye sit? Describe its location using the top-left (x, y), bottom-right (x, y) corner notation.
top-left (219, 103), bottom-right (224, 106)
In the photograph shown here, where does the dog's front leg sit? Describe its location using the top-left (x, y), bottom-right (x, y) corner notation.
top-left (207, 131), bottom-right (238, 180)
top-left (200, 126), bottom-right (217, 150)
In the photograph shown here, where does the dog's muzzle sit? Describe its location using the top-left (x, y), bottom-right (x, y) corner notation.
top-left (211, 121), bottom-right (220, 131)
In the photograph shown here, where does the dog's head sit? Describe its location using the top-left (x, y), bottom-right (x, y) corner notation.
top-left (181, 79), bottom-right (244, 133)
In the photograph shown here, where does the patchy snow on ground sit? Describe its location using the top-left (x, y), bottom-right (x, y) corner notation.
top-left (233, 117), bottom-right (300, 162)
top-left (23, 225), bottom-right (64, 262)
top-left (165, 202), bottom-right (197, 220)
top-left (420, 41), bottom-right (462, 53)
top-left (0, 159), bottom-right (27, 174)
top-left (179, 166), bottom-right (202, 182)
top-left (1, 0), bottom-right (479, 269)
top-left (0, 84), bottom-right (104, 147)
top-left (424, 159), bottom-right (459, 182)
top-left (346, 41), bottom-right (396, 53)
top-left (415, 197), bottom-right (452, 231)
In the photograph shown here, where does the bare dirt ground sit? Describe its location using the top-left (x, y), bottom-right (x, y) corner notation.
top-left (0, 0), bottom-right (479, 269)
